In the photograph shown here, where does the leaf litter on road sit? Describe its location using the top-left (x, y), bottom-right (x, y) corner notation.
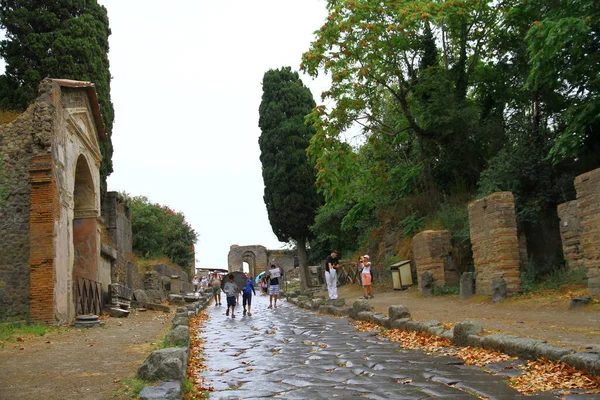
top-left (351, 320), bottom-right (600, 395)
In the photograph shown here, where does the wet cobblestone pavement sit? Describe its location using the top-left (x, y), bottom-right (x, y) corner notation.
top-left (198, 294), bottom-right (575, 399)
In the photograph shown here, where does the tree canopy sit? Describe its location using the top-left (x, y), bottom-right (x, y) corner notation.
top-left (124, 194), bottom-right (198, 270)
top-left (0, 0), bottom-right (115, 195)
top-left (258, 67), bottom-right (322, 288)
top-left (300, 0), bottom-right (599, 275)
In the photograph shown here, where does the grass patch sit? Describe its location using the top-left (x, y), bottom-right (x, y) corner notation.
top-left (521, 265), bottom-right (588, 293)
top-left (432, 285), bottom-right (460, 296)
top-left (113, 377), bottom-right (152, 398)
top-left (0, 321), bottom-right (61, 343)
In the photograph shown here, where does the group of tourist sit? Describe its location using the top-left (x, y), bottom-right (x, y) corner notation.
top-left (325, 250), bottom-right (374, 300)
top-left (207, 264), bottom-right (283, 319)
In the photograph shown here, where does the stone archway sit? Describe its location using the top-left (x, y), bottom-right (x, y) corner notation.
top-left (228, 245), bottom-right (268, 278)
top-left (71, 154), bottom-right (99, 303)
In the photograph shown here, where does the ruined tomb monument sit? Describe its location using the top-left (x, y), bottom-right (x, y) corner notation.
top-left (0, 79), bottom-right (106, 324)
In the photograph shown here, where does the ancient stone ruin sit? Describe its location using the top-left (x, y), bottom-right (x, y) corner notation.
top-left (412, 230), bottom-right (459, 292)
top-left (0, 79), bottom-right (193, 324)
top-left (468, 192), bottom-right (522, 295)
top-left (227, 244), bottom-right (295, 278)
top-left (558, 168), bottom-right (600, 297)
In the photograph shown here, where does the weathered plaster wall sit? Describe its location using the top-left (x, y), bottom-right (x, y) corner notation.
top-left (557, 200), bottom-right (584, 270)
top-left (0, 100), bottom-right (54, 321)
top-left (468, 192), bottom-right (521, 295)
top-left (412, 230), bottom-right (457, 289)
top-left (574, 168), bottom-right (600, 297)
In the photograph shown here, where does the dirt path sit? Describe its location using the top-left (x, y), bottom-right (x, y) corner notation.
top-left (0, 309), bottom-right (173, 400)
top-left (330, 284), bottom-right (600, 352)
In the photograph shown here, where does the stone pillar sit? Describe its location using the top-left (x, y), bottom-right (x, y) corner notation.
top-left (574, 168), bottom-right (600, 298)
top-left (28, 155), bottom-right (59, 324)
top-left (468, 192), bottom-right (521, 295)
top-left (170, 275), bottom-right (181, 294)
top-left (557, 200), bottom-right (584, 270)
top-left (412, 230), bottom-right (452, 289)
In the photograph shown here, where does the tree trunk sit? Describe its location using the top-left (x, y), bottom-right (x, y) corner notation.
top-left (296, 236), bottom-right (310, 290)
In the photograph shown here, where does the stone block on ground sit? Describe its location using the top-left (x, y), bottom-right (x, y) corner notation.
top-left (164, 325), bottom-right (190, 347)
top-left (138, 348), bottom-right (188, 381)
top-left (109, 307), bottom-right (130, 318)
top-left (420, 271), bottom-right (434, 297)
top-left (492, 278), bottom-right (507, 302)
top-left (139, 381), bottom-right (181, 400)
top-left (453, 320), bottom-right (483, 346)
top-left (533, 343), bottom-right (574, 362)
top-left (569, 296), bottom-right (592, 309)
top-left (353, 300), bottom-right (374, 314)
top-left (561, 351), bottom-right (600, 376)
top-left (146, 303), bottom-right (171, 313)
top-left (133, 289), bottom-right (151, 308)
top-left (326, 298), bottom-right (346, 307)
top-left (460, 272), bottom-right (475, 300)
top-left (389, 318), bottom-right (412, 330)
top-left (169, 295), bottom-right (185, 305)
top-left (172, 316), bottom-right (189, 328)
top-left (388, 305), bottom-right (410, 320)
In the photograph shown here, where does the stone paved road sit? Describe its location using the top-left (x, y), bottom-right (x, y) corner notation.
top-left (197, 294), bottom-right (569, 400)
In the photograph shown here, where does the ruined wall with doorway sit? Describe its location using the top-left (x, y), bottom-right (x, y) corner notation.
top-left (412, 230), bottom-right (458, 289)
top-left (228, 245), bottom-right (269, 277)
top-left (0, 102), bottom-right (55, 320)
top-left (468, 192), bottom-right (521, 295)
top-left (101, 191), bottom-right (133, 285)
top-left (0, 79), bottom-right (105, 323)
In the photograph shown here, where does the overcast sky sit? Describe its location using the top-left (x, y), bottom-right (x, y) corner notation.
top-left (95, 0), bottom-right (331, 270)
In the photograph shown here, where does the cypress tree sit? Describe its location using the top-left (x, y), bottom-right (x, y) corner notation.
top-left (258, 67), bottom-right (322, 289)
top-left (0, 0), bottom-right (114, 195)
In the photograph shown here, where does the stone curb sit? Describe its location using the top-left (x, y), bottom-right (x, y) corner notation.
top-left (138, 292), bottom-right (212, 400)
top-left (286, 295), bottom-right (600, 377)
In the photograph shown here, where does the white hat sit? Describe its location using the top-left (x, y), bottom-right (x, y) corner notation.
top-left (363, 254), bottom-right (370, 259)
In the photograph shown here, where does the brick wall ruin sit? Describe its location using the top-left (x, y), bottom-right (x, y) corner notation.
top-left (468, 192), bottom-right (521, 295)
top-left (0, 100), bottom-right (55, 320)
top-left (412, 230), bottom-right (458, 288)
top-left (557, 200), bottom-right (584, 270)
top-left (574, 168), bottom-right (600, 297)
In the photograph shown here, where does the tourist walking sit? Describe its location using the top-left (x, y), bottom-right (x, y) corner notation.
top-left (325, 250), bottom-right (340, 300)
top-left (267, 264), bottom-right (282, 308)
top-left (223, 274), bottom-right (239, 318)
top-left (209, 271), bottom-right (222, 306)
top-left (361, 255), bottom-right (374, 299)
top-left (242, 273), bottom-right (256, 316)
top-left (192, 275), bottom-right (199, 292)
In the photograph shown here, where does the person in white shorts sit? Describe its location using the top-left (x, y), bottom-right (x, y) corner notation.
top-left (267, 264), bottom-right (282, 308)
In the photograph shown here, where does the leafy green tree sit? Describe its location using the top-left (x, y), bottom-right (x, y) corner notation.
top-left (301, 0), bottom-right (501, 194)
top-left (125, 195), bottom-right (198, 269)
top-left (0, 0), bottom-right (114, 195)
top-left (258, 67), bottom-right (322, 289)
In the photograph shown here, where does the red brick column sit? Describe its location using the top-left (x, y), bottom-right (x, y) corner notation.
top-left (412, 230), bottom-right (451, 289)
top-left (468, 192), bottom-right (521, 295)
top-left (28, 155), bottom-right (59, 324)
top-left (574, 168), bottom-right (600, 298)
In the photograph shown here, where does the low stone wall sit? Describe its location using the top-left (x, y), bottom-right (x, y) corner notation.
top-left (136, 291), bottom-right (212, 400)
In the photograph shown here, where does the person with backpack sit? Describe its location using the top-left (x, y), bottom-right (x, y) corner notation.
top-left (242, 273), bottom-right (256, 316)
